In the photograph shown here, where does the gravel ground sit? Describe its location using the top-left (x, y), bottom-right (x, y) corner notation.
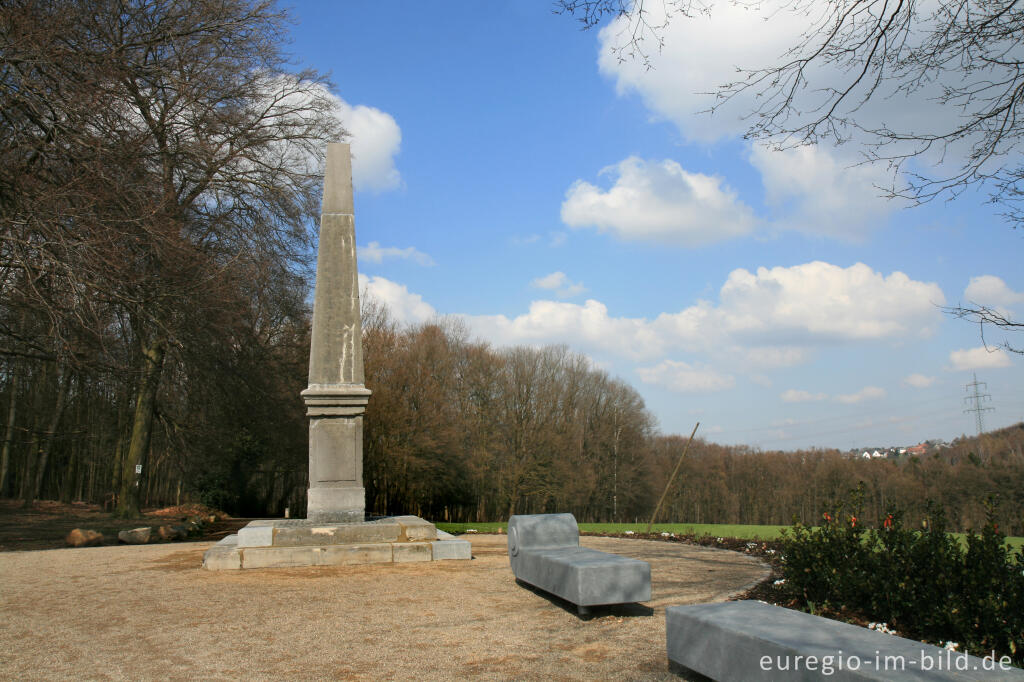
top-left (0, 534), bottom-right (768, 681)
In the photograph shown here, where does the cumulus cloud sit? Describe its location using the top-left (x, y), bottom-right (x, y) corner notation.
top-left (531, 271), bottom-right (586, 298)
top-left (749, 144), bottom-right (898, 239)
top-left (561, 157), bottom-right (756, 246)
top-left (358, 241), bottom-right (435, 266)
top-left (359, 274), bottom-right (435, 325)
top-left (700, 261), bottom-right (945, 343)
top-left (464, 261), bottom-right (943, 361)
top-left (597, 2), bottom-right (969, 154)
top-left (468, 299), bottom-right (661, 360)
top-left (948, 346), bottom-right (1013, 371)
top-left (964, 275), bottom-right (1024, 307)
top-left (595, 4), bottom-right (959, 238)
top-left (781, 389), bottom-right (827, 403)
top-left (903, 374), bottom-right (936, 388)
top-left (637, 360), bottom-right (736, 393)
top-left (597, 2), bottom-right (806, 143)
top-left (743, 346), bottom-right (808, 368)
top-left (835, 386), bottom-right (886, 404)
top-left (330, 95), bottom-right (402, 193)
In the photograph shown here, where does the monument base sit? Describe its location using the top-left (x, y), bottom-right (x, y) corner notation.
top-left (307, 486), bottom-right (365, 523)
top-left (202, 516), bottom-right (472, 570)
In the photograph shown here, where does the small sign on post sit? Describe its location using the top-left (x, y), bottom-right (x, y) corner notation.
top-left (135, 464), bottom-right (142, 474)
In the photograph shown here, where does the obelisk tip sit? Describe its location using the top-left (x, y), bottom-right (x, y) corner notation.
top-left (322, 142), bottom-right (354, 214)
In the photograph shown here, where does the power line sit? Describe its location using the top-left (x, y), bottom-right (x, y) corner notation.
top-left (963, 372), bottom-right (994, 435)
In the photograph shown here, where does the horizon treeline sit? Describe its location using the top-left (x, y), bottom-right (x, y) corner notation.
top-left (2, 293), bottom-right (1023, 534)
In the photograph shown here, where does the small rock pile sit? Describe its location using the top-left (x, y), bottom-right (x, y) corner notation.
top-left (65, 513), bottom-right (220, 547)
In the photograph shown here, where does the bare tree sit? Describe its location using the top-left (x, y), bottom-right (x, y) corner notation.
top-left (1, 0), bottom-right (343, 514)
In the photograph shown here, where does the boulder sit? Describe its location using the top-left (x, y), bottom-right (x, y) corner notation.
top-left (118, 527), bottom-right (152, 544)
top-left (65, 528), bottom-right (104, 547)
top-left (157, 525), bottom-right (187, 541)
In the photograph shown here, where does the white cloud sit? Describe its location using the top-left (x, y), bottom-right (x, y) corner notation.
top-left (561, 157), bottom-right (756, 246)
top-left (835, 386), bottom-right (886, 404)
top-left (331, 95), bottom-right (402, 193)
top-left (358, 241), bottom-right (434, 266)
top-left (463, 261), bottom-right (943, 361)
top-left (903, 374), bottom-right (936, 388)
top-left (964, 275), bottom-right (1024, 307)
top-left (781, 389), bottom-right (827, 403)
top-left (743, 346), bottom-right (808, 368)
top-left (531, 271), bottom-right (586, 298)
top-left (597, 2), bottom-right (969, 155)
top-left (749, 144), bottom-right (898, 239)
top-left (948, 346), bottom-right (1013, 371)
top-left (637, 360), bottom-right (735, 393)
top-left (702, 261), bottom-right (945, 343)
top-left (468, 299), bottom-right (662, 360)
top-left (597, 1), bottom-right (807, 143)
top-left (359, 274), bottom-right (435, 325)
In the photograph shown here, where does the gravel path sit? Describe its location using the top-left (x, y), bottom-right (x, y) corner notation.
top-left (1, 534), bottom-right (768, 681)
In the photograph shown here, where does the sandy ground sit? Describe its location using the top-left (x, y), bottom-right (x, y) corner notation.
top-left (0, 534), bottom-right (768, 681)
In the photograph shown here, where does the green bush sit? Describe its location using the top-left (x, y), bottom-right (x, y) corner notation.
top-left (780, 488), bottom-right (1024, 665)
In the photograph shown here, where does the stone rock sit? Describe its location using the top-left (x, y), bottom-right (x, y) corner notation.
top-left (65, 528), bottom-right (103, 547)
top-left (157, 525), bottom-right (187, 541)
top-left (118, 527), bottom-right (152, 544)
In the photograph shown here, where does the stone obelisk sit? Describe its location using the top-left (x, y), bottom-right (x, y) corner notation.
top-left (301, 143), bottom-right (371, 523)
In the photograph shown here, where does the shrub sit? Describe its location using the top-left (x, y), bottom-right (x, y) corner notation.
top-left (780, 489), bottom-right (1023, 665)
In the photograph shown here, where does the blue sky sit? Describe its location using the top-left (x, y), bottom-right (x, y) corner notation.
top-left (285, 1), bottom-right (1024, 450)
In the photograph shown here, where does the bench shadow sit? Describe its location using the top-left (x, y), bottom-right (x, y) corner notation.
top-left (514, 578), bottom-right (654, 620)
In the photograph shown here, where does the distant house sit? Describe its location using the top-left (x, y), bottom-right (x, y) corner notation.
top-left (906, 443), bottom-right (928, 456)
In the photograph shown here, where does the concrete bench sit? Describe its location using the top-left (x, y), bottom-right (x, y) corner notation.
top-left (507, 513), bottom-right (650, 616)
top-left (667, 600), bottom-right (1024, 681)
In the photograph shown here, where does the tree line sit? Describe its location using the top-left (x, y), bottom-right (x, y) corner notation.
top-left (4, 282), bottom-right (1023, 535)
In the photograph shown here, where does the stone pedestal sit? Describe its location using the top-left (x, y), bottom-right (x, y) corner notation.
top-left (302, 385), bottom-right (371, 522)
top-left (201, 517), bottom-right (473, 570)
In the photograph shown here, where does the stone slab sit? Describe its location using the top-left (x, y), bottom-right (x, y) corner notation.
top-left (320, 543), bottom-right (393, 566)
top-left (666, 601), bottom-right (1024, 681)
top-left (241, 546), bottom-right (322, 569)
top-left (393, 542), bottom-right (432, 563)
top-left (202, 545), bottom-right (241, 570)
top-left (508, 513), bottom-right (650, 609)
top-left (392, 515), bottom-right (437, 541)
top-left (431, 538), bottom-right (472, 560)
top-left (237, 524), bottom-right (274, 547)
top-left (273, 521), bottom-right (401, 547)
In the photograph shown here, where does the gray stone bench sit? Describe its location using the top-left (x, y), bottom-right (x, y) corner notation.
top-left (507, 513), bottom-right (650, 616)
top-left (667, 600), bottom-right (1024, 680)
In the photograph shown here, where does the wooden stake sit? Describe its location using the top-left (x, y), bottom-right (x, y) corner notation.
top-left (646, 422), bottom-right (699, 534)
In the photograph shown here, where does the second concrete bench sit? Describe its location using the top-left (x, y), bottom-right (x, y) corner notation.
top-left (507, 513), bottom-right (651, 616)
top-left (667, 600), bottom-right (1024, 681)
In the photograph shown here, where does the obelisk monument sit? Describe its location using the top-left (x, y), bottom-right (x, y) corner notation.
top-left (300, 142), bottom-right (372, 523)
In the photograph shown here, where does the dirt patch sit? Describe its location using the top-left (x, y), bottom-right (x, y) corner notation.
top-left (1, 533), bottom-right (768, 680)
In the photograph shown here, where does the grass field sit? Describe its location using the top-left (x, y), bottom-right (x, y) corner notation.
top-left (435, 521), bottom-right (1024, 550)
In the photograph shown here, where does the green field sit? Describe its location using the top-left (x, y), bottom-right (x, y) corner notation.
top-left (435, 521), bottom-right (1024, 550)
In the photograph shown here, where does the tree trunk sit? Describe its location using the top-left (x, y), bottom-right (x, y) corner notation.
top-left (32, 366), bottom-right (70, 501)
top-left (0, 369), bottom-right (19, 497)
top-left (117, 336), bottom-right (167, 517)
